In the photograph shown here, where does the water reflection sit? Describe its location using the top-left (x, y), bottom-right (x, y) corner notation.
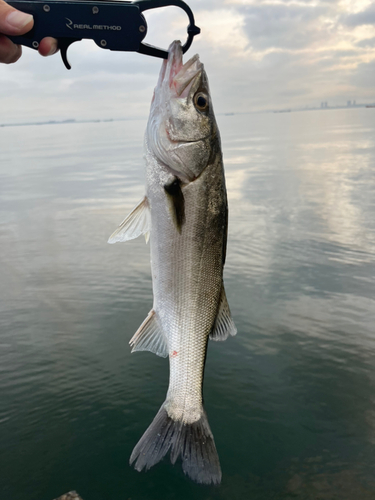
top-left (1, 110), bottom-right (375, 499)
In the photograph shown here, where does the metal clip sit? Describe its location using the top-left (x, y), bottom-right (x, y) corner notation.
top-left (135, 0), bottom-right (200, 59)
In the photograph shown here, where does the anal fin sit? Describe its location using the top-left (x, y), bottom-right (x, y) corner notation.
top-left (108, 196), bottom-right (151, 244)
top-left (130, 310), bottom-right (168, 358)
top-left (210, 286), bottom-right (237, 341)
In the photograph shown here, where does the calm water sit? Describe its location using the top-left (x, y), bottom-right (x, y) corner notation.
top-left (1, 109), bottom-right (375, 500)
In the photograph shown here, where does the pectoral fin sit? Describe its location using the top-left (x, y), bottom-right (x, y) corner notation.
top-left (164, 178), bottom-right (185, 232)
top-left (130, 310), bottom-right (169, 358)
top-left (108, 196), bottom-right (151, 244)
top-left (210, 286), bottom-right (237, 341)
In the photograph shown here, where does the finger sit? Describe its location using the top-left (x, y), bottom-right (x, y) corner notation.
top-left (0, 0), bottom-right (33, 36)
top-left (38, 37), bottom-right (58, 57)
top-left (0, 34), bottom-right (21, 63)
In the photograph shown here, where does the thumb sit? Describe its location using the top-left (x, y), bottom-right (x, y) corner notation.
top-left (0, 0), bottom-right (33, 36)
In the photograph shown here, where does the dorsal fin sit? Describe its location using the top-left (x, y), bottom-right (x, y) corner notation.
top-left (108, 196), bottom-right (151, 244)
top-left (210, 286), bottom-right (237, 341)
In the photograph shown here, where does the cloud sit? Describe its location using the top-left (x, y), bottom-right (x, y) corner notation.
top-left (350, 59), bottom-right (375, 87)
top-left (344, 2), bottom-right (375, 26)
top-left (194, 8), bottom-right (249, 54)
top-left (356, 36), bottom-right (375, 47)
top-left (1, 0), bottom-right (375, 123)
top-left (240, 3), bottom-right (328, 51)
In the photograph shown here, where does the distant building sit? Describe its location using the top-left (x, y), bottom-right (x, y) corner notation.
top-left (347, 100), bottom-right (351, 107)
top-left (321, 102), bottom-right (328, 108)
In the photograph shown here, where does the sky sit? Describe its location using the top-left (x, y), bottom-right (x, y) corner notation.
top-left (0, 0), bottom-right (375, 123)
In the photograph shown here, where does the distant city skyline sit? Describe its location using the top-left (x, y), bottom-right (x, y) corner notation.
top-left (2, 97), bottom-right (375, 128)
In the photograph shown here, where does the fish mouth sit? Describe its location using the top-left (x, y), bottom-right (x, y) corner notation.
top-left (156, 40), bottom-right (183, 91)
top-left (166, 129), bottom-right (210, 145)
top-left (157, 41), bottom-right (203, 98)
top-left (173, 53), bottom-right (203, 98)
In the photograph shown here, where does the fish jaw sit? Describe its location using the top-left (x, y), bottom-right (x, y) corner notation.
top-left (147, 41), bottom-right (217, 182)
top-left (153, 40), bottom-right (183, 96)
top-left (154, 41), bottom-right (201, 101)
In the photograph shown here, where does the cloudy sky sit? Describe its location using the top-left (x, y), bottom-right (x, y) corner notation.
top-left (1, 0), bottom-right (375, 123)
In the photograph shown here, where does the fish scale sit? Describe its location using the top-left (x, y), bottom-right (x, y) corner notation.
top-left (158, 169), bottom-right (224, 421)
top-left (108, 40), bottom-right (236, 484)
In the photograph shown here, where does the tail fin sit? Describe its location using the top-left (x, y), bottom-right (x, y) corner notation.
top-left (130, 403), bottom-right (221, 485)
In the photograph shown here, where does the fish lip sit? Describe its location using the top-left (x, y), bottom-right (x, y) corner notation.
top-left (172, 55), bottom-right (203, 98)
top-left (156, 40), bottom-right (184, 93)
top-left (157, 41), bottom-right (203, 98)
top-left (166, 128), bottom-right (211, 144)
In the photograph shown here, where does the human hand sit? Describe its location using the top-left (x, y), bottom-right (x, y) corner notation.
top-left (0, 0), bottom-right (58, 63)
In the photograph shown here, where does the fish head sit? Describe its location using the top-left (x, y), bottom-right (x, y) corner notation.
top-left (147, 41), bottom-right (218, 182)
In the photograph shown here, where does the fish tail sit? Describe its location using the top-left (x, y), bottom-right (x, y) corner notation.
top-left (130, 403), bottom-right (222, 485)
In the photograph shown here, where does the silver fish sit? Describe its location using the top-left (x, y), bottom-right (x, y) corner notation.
top-left (108, 41), bottom-right (236, 484)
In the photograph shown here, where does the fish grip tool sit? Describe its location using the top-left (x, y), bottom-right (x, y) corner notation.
top-left (5, 0), bottom-right (201, 69)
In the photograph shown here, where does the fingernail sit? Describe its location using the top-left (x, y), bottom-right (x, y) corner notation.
top-left (47, 40), bottom-right (58, 56)
top-left (6, 10), bottom-right (33, 30)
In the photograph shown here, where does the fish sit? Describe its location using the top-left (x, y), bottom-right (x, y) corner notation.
top-left (108, 40), bottom-right (236, 485)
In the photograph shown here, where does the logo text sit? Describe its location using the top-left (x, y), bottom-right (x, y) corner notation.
top-left (65, 18), bottom-right (122, 31)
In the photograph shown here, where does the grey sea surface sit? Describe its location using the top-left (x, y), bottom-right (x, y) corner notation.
top-left (1, 108), bottom-right (375, 500)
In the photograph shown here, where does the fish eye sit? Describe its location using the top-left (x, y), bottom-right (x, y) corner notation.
top-left (194, 93), bottom-right (209, 112)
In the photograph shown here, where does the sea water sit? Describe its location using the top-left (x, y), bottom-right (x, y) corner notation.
top-left (1, 108), bottom-right (375, 500)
